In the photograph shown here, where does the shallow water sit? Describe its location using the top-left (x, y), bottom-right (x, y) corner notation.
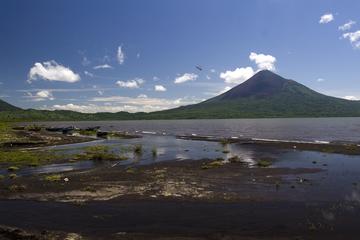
top-left (2, 134), bottom-right (359, 202)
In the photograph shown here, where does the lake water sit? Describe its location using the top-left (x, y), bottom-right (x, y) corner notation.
top-left (35, 117), bottom-right (360, 142)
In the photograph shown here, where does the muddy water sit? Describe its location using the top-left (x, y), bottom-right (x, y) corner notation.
top-left (0, 199), bottom-right (349, 238)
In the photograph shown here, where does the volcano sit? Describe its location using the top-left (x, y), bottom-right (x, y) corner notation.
top-left (152, 70), bottom-right (360, 118)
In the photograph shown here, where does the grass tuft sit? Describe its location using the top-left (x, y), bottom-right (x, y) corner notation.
top-left (134, 144), bottom-right (143, 155)
top-left (201, 160), bottom-right (224, 169)
top-left (7, 166), bottom-right (19, 172)
top-left (151, 147), bottom-right (157, 157)
top-left (44, 174), bottom-right (62, 182)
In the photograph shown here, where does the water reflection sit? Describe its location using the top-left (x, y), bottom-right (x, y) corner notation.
top-left (4, 135), bottom-right (360, 204)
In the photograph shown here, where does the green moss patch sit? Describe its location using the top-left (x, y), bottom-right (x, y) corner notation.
top-left (0, 149), bottom-right (58, 166)
top-left (257, 158), bottom-right (273, 167)
top-left (202, 160), bottom-right (225, 169)
top-left (44, 174), bottom-right (62, 182)
top-left (74, 145), bottom-right (128, 161)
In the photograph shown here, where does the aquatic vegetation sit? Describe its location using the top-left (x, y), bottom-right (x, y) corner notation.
top-left (257, 158), bottom-right (272, 167)
top-left (7, 166), bottom-right (19, 172)
top-left (85, 145), bottom-right (110, 153)
top-left (152, 147), bottom-right (157, 157)
top-left (0, 122), bottom-right (17, 144)
top-left (0, 149), bottom-right (57, 166)
top-left (44, 174), bottom-right (62, 182)
top-left (75, 151), bottom-right (119, 161)
top-left (201, 160), bottom-right (224, 169)
top-left (75, 145), bottom-right (127, 161)
top-left (107, 132), bottom-right (140, 139)
top-left (120, 145), bottom-right (132, 153)
top-left (25, 124), bottom-right (42, 132)
top-left (134, 144), bottom-right (143, 155)
top-left (126, 167), bottom-right (137, 174)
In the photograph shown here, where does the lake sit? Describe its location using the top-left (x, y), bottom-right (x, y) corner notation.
top-left (35, 117), bottom-right (360, 143)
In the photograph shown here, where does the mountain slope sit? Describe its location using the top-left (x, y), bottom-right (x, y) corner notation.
top-left (149, 70), bottom-right (360, 118)
top-left (1, 70), bottom-right (360, 120)
top-left (0, 99), bottom-right (21, 112)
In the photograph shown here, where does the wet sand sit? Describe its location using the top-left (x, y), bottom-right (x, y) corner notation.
top-left (0, 158), bottom-right (359, 239)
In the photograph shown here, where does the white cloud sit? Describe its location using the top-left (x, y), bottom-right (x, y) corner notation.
top-left (343, 30), bottom-right (360, 49)
top-left (98, 90), bottom-right (104, 96)
top-left (155, 85), bottom-right (167, 92)
top-left (219, 67), bottom-right (255, 84)
top-left (36, 90), bottom-right (54, 100)
top-left (28, 60), bottom-right (80, 83)
top-left (25, 90), bottom-right (54, 101)
top-left (153, 76), bottom-right (159, 81)
top-left (319, 13), bottom-right (334, 24)
top-left (219, 52), bottom-right (277, 85)
top-left (219, 86), bottom-right (232, 94)
top-left (51, 95), bottom-right (202, 113)
top-left (339, 20), bottom-right (356, 31)
top-left (206, 75), bottom-right (211, 80)
top-left (317, 78), bottom-right (325, 82)
top-left (18, 87), bottom-right (113, 93)
top-left (249, 52), bottom-right (276, 71)
top-left (84, 71), bottom-right (94, 77)
top-left (343, 96), bottom-right (359, 101)
top-left (117, 46), bottom-right (125, 64)
top-left (174, 73), bottom-right (198, 84)
top-left (136, 53), bottom-right (140, 59)
top-left (93, 64), bottom-right (112, 69)
top-left (210, 69), bottom-right (216, 73)
top-left (116, 78), bottom-right (144, 89)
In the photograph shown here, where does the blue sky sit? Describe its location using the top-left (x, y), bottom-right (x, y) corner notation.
top-left (1, 0), bottom-right (360, 112)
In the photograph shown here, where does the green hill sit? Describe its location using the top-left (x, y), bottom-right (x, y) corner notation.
top-left (0, 99), bottom-right (21, 112)
top-left (1, 70), bottom-right (360, 121)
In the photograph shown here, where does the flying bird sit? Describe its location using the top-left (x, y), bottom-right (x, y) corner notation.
top-left (195, 65), bottom-right (203, 71)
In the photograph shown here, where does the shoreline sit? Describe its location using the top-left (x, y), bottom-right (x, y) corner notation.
top-left (1, 123), bottom-right (360, 239)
